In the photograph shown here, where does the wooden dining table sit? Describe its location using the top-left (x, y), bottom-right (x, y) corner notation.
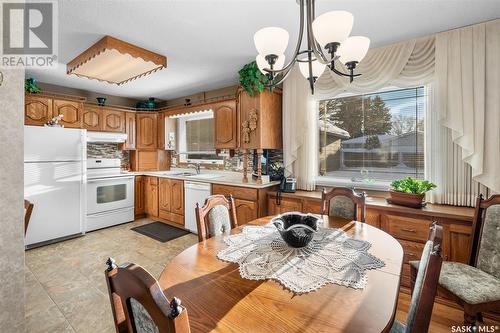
top-left (159, 215), bottom-right (404, 333)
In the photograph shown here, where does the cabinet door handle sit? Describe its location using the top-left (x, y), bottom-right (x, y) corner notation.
top-left (401, 228), bottom-right (417, 233)
top-left (407, 253), bottom-right (417, 257)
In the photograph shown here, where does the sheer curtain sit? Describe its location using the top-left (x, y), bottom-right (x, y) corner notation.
top-left (435, 19), bottom-right (500, 193)
top-left (283, 66), bottom-right (317, 190)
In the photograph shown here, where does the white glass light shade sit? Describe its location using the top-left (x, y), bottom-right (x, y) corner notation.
top-left (312, 11), bottom-right (354, 47)
top-left (256, 54), bottom-right (285, 74)
top-left (254, 27), bottom-right (289, 56)
top-left (298, 56), bottom-right (326, 80)
top-left (337, 36), bottom-right (370, 64)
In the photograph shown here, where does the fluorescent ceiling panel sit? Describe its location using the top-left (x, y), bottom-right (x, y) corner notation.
top-left (67, 35), bottom-right (167, 85)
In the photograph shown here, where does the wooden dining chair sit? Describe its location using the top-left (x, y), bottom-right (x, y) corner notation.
top-left (24, 199), bottom-right (34, 235)
top-left (391, 222), bottom-right (443, 333)
top-left (410, 194), bottom-right (500, 327)
top-left (105, 258), bottom-right (191, 333)
top-left (195, 194), bottom-right (238, 242)
top-left (321, 187), bottom-right (366, 222)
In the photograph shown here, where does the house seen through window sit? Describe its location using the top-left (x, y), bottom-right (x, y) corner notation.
top-left (318, 86), bottom-right (425, 185)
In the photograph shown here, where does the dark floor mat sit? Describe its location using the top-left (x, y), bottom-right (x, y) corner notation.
top-left (131, 222), bottom-right (190, 242)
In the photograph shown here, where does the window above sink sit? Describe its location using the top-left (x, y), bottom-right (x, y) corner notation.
top-left (172, 110), bottom-right (224, 165)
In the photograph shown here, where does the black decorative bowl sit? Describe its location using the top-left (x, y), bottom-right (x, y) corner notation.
top-left (272, 212), bottom-right (320, 248)
top-left (96, 97), bottom-right (106, 106)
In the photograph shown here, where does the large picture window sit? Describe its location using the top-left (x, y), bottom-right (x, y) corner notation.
top-left (318, 86), bottom-right (426, 186)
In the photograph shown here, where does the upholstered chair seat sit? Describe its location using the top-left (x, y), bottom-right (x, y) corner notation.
top-left (409, 261), bottom-right (500, 305)
top-left (409, 195), bottom-right (500, 327)
top-left (105, 258), bottom-right (191, 333)
top-left (195, 195), bottom-right (238, 242)
top-left (329, 195), bottom-right (356, 220)
top-left (321, 187), bottom-right (366, 222)
top-left (391, 223), bottom-right (443, 333)
top-left (129, 298), bottom-right (160, 333)
top-left (207, 205), bottom-right (232, 237)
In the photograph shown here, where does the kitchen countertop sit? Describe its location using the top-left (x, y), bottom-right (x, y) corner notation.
top-left (124, 168), bottom-right (280, 189)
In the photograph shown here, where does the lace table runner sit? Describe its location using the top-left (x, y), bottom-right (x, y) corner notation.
top-left (217, 224), bottom-right (385, 293)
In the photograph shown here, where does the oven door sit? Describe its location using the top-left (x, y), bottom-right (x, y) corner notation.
top-left (87, 176), bottom-right (134, 215)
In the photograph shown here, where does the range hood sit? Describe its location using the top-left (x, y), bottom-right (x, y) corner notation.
top-left (87, 131), bottom-right (128, 143)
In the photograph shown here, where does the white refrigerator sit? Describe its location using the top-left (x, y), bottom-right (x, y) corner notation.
top-left (24, 126), bottom-right (86, 247)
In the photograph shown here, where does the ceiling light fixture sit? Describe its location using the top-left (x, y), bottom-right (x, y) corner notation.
top-left (67, 36), bottom-right (167, 85)
top-left (253, 0), bottom-right (370, 94)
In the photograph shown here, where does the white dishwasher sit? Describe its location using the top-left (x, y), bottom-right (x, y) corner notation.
top-left (184, 181), bottom-right (212, 234)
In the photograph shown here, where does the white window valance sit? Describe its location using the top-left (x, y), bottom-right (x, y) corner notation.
top-left (314, 36), bottom-right (435, 99)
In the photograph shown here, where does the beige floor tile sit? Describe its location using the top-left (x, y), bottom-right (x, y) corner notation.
top-left (25, 218), bottom-right (197, 333)
top-left (25, 303), bottom-right (73, 333)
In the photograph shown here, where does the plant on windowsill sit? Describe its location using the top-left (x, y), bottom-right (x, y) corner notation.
top-left (389, 177), bottom-right (436, 208)
top-left (238, 61), bottom-right (271, 97)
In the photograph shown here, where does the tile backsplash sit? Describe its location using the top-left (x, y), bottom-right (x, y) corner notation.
top-left (87, 143), bottom-right (130, 169)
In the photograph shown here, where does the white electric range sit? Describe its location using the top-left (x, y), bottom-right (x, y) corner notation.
top-left (86, 158), bottom-right (134, 232)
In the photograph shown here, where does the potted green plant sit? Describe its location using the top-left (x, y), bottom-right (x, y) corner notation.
top-left (389, 177), bottom-right (436, 208)
top-left (25, 78), bottom-right (41, 94)
top-left (238, 61), bottom-right (270, 97)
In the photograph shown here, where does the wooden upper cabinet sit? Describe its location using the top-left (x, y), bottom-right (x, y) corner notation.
top-left (214, 100), bottom-right (238, 149)
top-left (157, 112), bottom-right (165, 149)
top-left (53, 99), bottom-right (83, 128)
top-left (123, 112), bottom-right (136, 149)
top-left (170, 179), bottom-right (184, 215)
top-left (82, 104), bottom-right (102, 131)
top-left (137, 113), bottom-right (158, 149)
top-left (102, 108), bottom-right (125, 132)
top-left (25, 95), bottom-right (53, 126)
top-left (238, 88), bottom-right (282, 150)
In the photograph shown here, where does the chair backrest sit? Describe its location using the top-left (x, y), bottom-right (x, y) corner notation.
top-left (469, 194), bottom-right (500, 279)
top-left (24, 199), bottom-right (34, 235)
top-left (405, 222), bottom-right (443, 333)
top-left (105, 258), bottom-right (191, 333)
top-left (320, 187), bottom-right (366, 222)
top-left (195, 195), bottom-right (238, 242)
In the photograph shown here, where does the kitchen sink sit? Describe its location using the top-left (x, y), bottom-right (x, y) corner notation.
top-left (171, 172), bottom-right (196, 176)
top-left (185, 173), bottom-right (223, 179)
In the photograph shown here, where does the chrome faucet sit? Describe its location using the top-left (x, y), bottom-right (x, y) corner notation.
top-left (188, 163), bottom-right (201, 174)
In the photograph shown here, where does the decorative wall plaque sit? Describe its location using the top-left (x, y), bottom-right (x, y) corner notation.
top-left (242, 109), bottom-right (258, 144)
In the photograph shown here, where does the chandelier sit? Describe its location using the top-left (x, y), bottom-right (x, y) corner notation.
top-left (253, 0), bottom-right (370, 94)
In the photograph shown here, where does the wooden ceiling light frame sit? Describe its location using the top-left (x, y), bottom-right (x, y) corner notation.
top-left (67, 35), bottom-right (167, 85)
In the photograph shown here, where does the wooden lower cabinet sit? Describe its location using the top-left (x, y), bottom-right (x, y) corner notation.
top-left (158, 178), bottom-right (184, 227)
top-left (234, 199), bottom-right (258, 224)
top-left (212, 184), bottom-right (276, 224)
top-left (268, 196), bottom-right (303, 215)
top-left (144, 176), bottom-right (158, 218)
top-left (134, 176), bottom-right (146, 218)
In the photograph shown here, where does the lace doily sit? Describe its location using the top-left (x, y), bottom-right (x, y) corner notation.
top-left (217, 224), bottom-right (385, 293)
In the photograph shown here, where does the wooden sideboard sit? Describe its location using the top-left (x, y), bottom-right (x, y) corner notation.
top-left (267, 190), bottom-right (475, 289)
